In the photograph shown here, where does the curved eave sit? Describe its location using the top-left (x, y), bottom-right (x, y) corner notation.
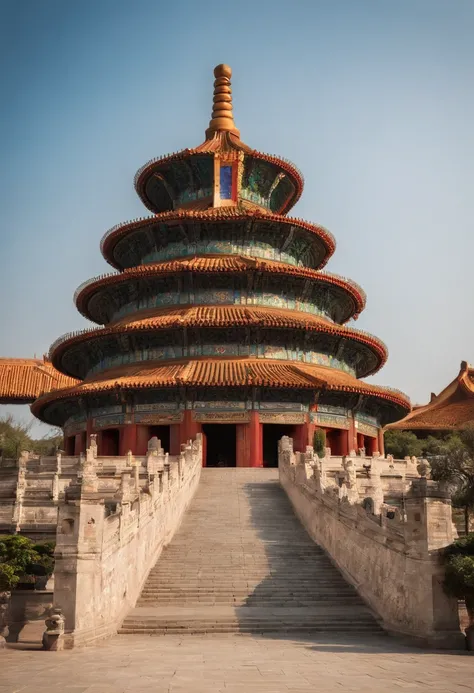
top-left (50, 305), bottom-right (387, 380)
top-left (75, 255), bottom-right (363, 326)
top-left (0, 357), bottom-right (78, 404)
top-left (32, 358), bottom-right (410, 425)
top-left (100, 209), bottom-right (333, 270)
top-left (133, 146), bottom-right (304, 216)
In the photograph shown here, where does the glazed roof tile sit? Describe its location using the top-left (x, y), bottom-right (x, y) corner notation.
top-left (50, 304), bottom-right (387, 378)
top-left (0, 357), bottom-right (78, 404)
top-left (75, 254), bottom-right (365, 324)
top-left (387, 361), bottom-right (474, 431)
top-left (31, 358), bottom-right (410, 421)
top-left (100, 208), bottom-right (334, 269)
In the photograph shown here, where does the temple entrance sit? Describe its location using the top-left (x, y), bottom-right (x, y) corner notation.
top-left (357, 433), bottom-right (377, 456)
top-left (146, 425), bottom-right (170, 453)
top-left (326, 428), bottom-right (345, 456)
top-left (263, 424), bottom-right (295, 468)
top-left (201, 424), bottom-right (236, 467)
top-left (100, 428), bottom-right (120, 456)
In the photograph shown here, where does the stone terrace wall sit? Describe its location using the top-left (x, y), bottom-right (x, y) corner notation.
top-left (279, 437), bottom-right (464, 649)
top-left (0, 453), bottom-right (81, 539)
top-left (53, 435), bottom-right (202, 648)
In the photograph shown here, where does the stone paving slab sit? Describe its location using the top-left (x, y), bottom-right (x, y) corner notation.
top-left (1, 634), bottom-right (472, 693)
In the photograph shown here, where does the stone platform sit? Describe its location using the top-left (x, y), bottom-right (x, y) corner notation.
top-left (2, 633), bottom-right (473, 692)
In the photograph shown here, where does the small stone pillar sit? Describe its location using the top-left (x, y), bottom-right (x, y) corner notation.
top-left (0, 591), bottom-right (10, 649)
top-left (42, 607), bottom-right (65, 651)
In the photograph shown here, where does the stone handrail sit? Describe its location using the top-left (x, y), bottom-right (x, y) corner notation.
top-left (51, 435), bottom-right (203, 648)
top-left (278, 436), bottom-right (464, 649)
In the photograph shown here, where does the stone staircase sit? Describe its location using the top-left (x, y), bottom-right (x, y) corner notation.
top-left (120, 468), bottom-right (382, 635)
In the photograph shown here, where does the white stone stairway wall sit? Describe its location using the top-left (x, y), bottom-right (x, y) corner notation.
top-left (120, 469), bottom-right (382, 635)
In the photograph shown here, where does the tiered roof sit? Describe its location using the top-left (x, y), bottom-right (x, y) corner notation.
top-left (100, 209), bottom-right (335, 270)
top-left (31, 358), bottom-right (409, 417)
top-left (50, 304), bottom-right (387, 380)
top-left (75, 255), bottom-right (365, 324)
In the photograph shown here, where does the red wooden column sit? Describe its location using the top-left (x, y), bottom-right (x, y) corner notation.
top-left (170, 424), bottom-right (182, 456)
top-left (377, 428), bottom-right (385, 456)
top-left (136, 426), bottom-right (150, 456)
top-left (201, 431), bottom-right (207, 467)
top-left (340, 427), bottom-right (350, 456)
top-left (293, 416), bottom-right (315, 452)
top-left (249, 412), bottom-right (263, 468)
top-left (73, 433), bottom-right (83, 456)
top-left (236, 423), bottom-right (248, 467)
top-left (119, 424), bottom-right (137, 455)
top-left (347, 416), bottom-right (357, 454)
top-left (180, 410), bottom-right (202, 446)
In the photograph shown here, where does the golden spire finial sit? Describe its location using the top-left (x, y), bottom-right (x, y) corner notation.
top-left (205, 64), bottom-right (240, 139)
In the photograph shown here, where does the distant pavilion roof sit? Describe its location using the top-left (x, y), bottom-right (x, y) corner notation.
top-left (0, 357), bottom-right (78, 404)
top-left (387, 361), bottom-right (474, 431)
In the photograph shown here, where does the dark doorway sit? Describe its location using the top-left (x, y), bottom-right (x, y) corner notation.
top-left (263, 424), bottom-right (295, 468)
top-left (101, 428), bottom-right (120, 456)
top-left (201, 424), bottom-right (236, 467)
top-left (327, 428), bottom-right (345, 456)
top-left (65, 436), bottom-right (75, 456)
top-left (147, 425), bottom-right (170, 453)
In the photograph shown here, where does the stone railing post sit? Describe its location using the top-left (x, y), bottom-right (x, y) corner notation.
top-left (342, 455), bottom-right (359, 504)
top-left (53, 488), bottom-right (105, 647)
top-left (12, 453), bottom-right (28, 531)
top-left (402, 475), bottom-right (463, 646)
top-left (117, 471), bottom-right (133, 504)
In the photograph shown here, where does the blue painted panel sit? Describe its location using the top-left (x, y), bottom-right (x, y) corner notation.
top-left (220, 166), bottom-right (233, 199)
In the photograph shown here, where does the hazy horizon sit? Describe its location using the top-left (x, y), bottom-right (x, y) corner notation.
top-left (1, 0), bottom-right (473, 435)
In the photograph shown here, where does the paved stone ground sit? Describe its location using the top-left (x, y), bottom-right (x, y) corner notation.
top-left (1, 634), bottom-right (472, 693)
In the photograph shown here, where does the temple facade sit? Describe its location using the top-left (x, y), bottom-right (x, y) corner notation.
top-left (31, 65), bottom-right (410, 466)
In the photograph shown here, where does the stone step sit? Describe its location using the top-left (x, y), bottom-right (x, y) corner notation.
top-left (122, 469), bottom-right (381, 636)
top-left (137, 597), bottom-right (358, 607)
top-left (120, 621), bottom-right (383, 634)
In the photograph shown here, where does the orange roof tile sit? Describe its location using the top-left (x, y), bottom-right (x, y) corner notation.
top-left (0, 358), bottom-right (78, 404)
top-left (75, 254), bottom-right (364, 324)
top-left (31, 358), bottom-right (410, 422)
top-left (50, 304), bottom-right (387, 378)
top-left (387, 361), bottom-right (474, 431)
top-left (100, 209), bottom-right (334, 269)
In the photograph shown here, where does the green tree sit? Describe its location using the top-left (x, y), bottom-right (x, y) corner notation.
top-left (0, 414), bottom-right (62, 459)
top-left (0, 415), bottom-right (32, 459)
top-left (442, 534), bottom-right (474, 638)
top-left (384, 430), bottom-right (423, 459)
top-left (430, 427), bottom-right (474, 535)
top-left (313, 429), bottom-right (326, 457)
top-left (421, 433), bottom-right (462, 457)
top-left (0, 564), bottom-right (19, 592)
top-left (30, 431), bottom-right (63, 456)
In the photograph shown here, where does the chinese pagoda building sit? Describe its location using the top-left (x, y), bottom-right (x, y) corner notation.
top-left (31, 65), bottom-right (410, 466)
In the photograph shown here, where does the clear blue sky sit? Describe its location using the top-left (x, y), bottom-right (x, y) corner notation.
top-left (1, 0), bottom-right (473, 435)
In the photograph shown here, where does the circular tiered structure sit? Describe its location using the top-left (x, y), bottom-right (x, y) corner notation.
top-left (32, 65), bottom-right (410, 466)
